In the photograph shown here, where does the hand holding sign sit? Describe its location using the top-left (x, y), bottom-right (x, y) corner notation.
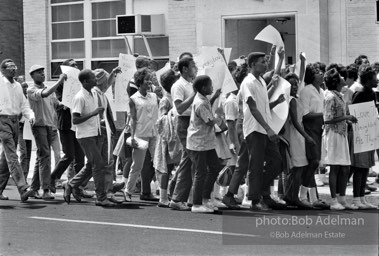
top-left (60, 65), bottom-right (81, 109)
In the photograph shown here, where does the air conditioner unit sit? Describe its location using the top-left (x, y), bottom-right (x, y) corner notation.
top-left (116, 14), bottom-right (165, 35)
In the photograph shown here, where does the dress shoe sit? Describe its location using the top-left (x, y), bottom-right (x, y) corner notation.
top-left (366, 184), bottom-right (377, 192)
top-left (29, 190), bottom-right (42, 199)
top-left (95, 199), bottom-right (116, 207)
top-left (157, 201), bottom-right (170, 208)
top-left (80, 190), bottom-right (94, 199)
top-left (72, 188), bottom-right (82, 202)
top-left (0, 193), bottom-right (9, 200)
top-left (222, 194), bottom-right (240, 210)
top-left (42, 191), bottom-right (55, 200)
top-left (63, 182), bottom-right (72, 204)
top-left (292, 199), bottom-right (314, 210)
top-left (112, 182), bottom-right (125, 193)
top-left (262, 197), bottom-right (287, 210)
top-left (140, 193), bottom-right (159, 201)
top-left (20, 189), bottom-right (35, 202)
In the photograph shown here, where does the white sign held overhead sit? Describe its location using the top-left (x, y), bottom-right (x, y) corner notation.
top-left (254, 25), bottom-right (284, 47)
top-left (114, 53), bottom-right (137, 112)
top-left (60, 65), bottom-right (81, 109)
top-left (197, 46), bottom-right (238, 96)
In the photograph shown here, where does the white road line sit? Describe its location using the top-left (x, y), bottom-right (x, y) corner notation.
top-left (29, 216), bottom-right (259, 238)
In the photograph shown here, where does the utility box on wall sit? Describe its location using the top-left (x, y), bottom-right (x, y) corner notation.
top-left (116, 14), bottom-right (165, 35)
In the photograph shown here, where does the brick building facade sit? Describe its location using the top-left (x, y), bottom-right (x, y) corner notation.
top-left (21, 0), bottom-right (379, 80)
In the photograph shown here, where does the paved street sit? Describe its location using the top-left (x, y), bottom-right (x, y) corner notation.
top-left (0, 149), bottom-right (378, 256)
top-left (0, 185), bottom-right (378, 256)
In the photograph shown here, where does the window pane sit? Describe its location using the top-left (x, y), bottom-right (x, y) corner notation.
top-left (51, 0), bottom-right (81, 4)
top-left (91, 60), bottom-right (118, 73)
top-left (52, 5), bottom-right (83, 22)
top-left (92, 39), bottom-right (126, 58)
top-left (51, 61), bottom-right (83, 79)
top-left (92, 1), bottom-right (126, 20)
top-left (134, 37), bottom-right (169, 57)
top-left (52, 22), bottom-right (84, 39)
top-left (52, 41), bottom-right (85, 59)
top-left (92, 20), bottom-right (116, 37)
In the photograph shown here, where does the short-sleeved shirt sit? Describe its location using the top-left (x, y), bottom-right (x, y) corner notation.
top-left (27, 83), bottom-right (58, 127)
top-left (171, 76), bottom-right (193, 116)
top-left (240, 73), bottom-right (271, 138)
top-left (130, 91), bottom-right (158, 137)
top-left (299, 84), bottom-right (325, 116)
top-left (187, 92), bottom-right (216, 151)
top-left (72, 87), bottom-right (101, 139)
top-left (323, 90), bottom-right (347, 136)
top-left (223, 93), bottom-right (239, 121)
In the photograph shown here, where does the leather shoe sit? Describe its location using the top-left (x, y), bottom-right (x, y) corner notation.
top-left (63, 182), bottom-right (72, 204)
top-left (95, 199), bottom-right (116, 207)
top-left (72, 188), bottom-right (82, 203)
top-left (262, 197), bottom-right (287, 210)
top-left (0, 193), bottom-right (9, 200)
top-left (140, 193), bottom-right (159, 201)
top-left (366, 184), bottom-right (377, 192)
top-left (112, 182), bottom-right (125, 193)
top-left (21, 189), bottom-right (35, 202)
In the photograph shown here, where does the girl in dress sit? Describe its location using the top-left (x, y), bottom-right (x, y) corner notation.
top-left (321, 68), bottom-right (357, 210)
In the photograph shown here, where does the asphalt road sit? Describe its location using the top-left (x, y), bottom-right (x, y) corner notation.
top-left (0, 185), bottom-right (378, 256)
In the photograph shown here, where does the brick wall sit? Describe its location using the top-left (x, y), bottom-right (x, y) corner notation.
top-left (0, 0), bottom-right (24, 75)
top-left (23, 0), bottom-right (49, 80)
top-left (346, 0), bottom-right (379, 64)
top-left (168, 0), bottom-right (197, 60)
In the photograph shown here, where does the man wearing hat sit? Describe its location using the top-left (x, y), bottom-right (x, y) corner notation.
top-left (27, 64), bottom-right (66, 199)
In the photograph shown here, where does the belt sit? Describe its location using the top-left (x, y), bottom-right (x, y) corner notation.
top-left (0, 115), bottom-right (19, 121)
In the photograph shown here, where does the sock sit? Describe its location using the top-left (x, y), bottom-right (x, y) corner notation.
top-left (309, 187), bottom-right (318, 204)
top-left (299, 186), bottom-right (308, 201)
top-left (160, 189), bottom-right (168, 202)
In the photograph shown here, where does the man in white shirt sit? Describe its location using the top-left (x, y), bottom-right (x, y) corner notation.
top-left (240, 52), bottom-right (286, 211)
top-left (0, 59), bottom-right (36, 202)
top-left (63, 69), bottom-right (114, 207)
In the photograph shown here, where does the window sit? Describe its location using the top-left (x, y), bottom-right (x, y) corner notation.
top-left (50, 0), bottom-right (168, 79)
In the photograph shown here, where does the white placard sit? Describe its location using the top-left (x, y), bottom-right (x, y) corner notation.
top-left (348, 101), bottom-right (379, 153)
top-left (60, 66), bottom-right (81, 109)
top-left (269, 77), bottom-right (291, 134)
top-left (114, 53), bottom-right (137, 112)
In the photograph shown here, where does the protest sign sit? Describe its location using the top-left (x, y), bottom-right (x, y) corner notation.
top-left (198, 47), bottom-right (238, 96)
top-left (60, 65), bottom-right (81, 109)
top-left (348, 101), bottom-right (379, 153)
top-left (114, 53), bottom-right (136, 112)
top-left (254, 25), bottom-right (285, 69)
top-left (270, 77), bottom-right (291, 134)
